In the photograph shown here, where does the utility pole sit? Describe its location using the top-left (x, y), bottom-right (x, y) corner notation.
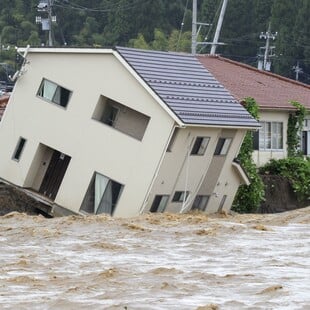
top-left (210, 0), bottom-right (228, 55)
top-left (191, 0), bottom-right (227, 55)
top-left (191, 0), bottom-right (198, 55)
top-left (36, 0), bottom-right (56, 46)
top-left (258, 23), bottom-right (277, 71)
top-left (191, 0), bottom-right (212, 55)
top-left (47, 0), bottom-right (53, 47)
top-left (293, 62), bottom-right (303, 81)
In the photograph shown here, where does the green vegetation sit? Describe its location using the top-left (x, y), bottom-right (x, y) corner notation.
top-left (287, 101), bottom-right (306, 157)
top-left (0, 0), bottom-right (309, 83)
top-left (233, 98), bottom-right (309, 213)
top-left (232, 97), bottom-right (265, 213)
top-left (259, 157), bottom-right (310, 203)
top-left (260, 101), bottom-right (309, 204)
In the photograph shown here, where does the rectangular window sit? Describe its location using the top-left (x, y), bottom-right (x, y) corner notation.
top-left (37, 79), bottom-right (71, 108)
top-left (12, 137), bottom-right (26, 161)
top-left (191, 137), bottom-right (210, 155)
top-left (259, 121), bottom-right (283, 150)
top-left (253, 131), bottom-right (259, 150)
top-left (80, 172), bottom-right (123, 216)
top-left (214, 138), bottom-right (232, 155)
top-left (191, 195), bottom-right (209, 211)
top-left (172, 191), bottom-right (190, 203)
top-left (302, 130), bottom-right (310, 155)
top-left (150, 195), bottom-right (169, 213)
top-left (93, 96), bottom-right (150, 141)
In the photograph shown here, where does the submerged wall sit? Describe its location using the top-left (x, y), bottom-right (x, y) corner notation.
top-left (259, 175), bottom-right (308, 213)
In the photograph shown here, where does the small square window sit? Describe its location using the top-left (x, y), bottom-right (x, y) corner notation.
top-left (172, 191), bottom-right (190, 202)
top-left (12, 137), bottom-right (26, 161)
top-left (37, 79), bottom-right (71, 108)
top-left (214, 138), bottom-right (232, 155)
top-left (191, 137), bottom-right (210, 155)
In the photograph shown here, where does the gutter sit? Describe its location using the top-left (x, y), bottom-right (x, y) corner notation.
top-left (232, 158), bottom-right (251, 186)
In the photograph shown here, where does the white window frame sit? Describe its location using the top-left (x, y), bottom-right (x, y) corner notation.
top-left (172, 191), bottom-right (190, 203)
top-left (214, 137), bottom-right (232, 156)
top-left (37, 78), bottom-right (71, 108)
top-left (191, 137), bottom-right (210, 155)
top-left (259, 121), bottom-right (283, 150)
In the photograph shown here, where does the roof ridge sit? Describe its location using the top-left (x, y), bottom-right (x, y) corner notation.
top-left (179, 111), bottom-right (254, 119)
top-left (198, 54), bottom-right (310, 90)
top-left (116, 46), bottom-right (194, 58)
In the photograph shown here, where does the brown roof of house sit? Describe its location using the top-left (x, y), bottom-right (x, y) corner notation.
top-left (198, 55), bottom-right (310, 111)
top-left (0, 94), bottom-right (10, 120)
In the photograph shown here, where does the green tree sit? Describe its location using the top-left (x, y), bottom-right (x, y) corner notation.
top-left (1, 26), bottom-right (17, 44)
top-left (168, 30), bottom-right (192, 53)
top-left (271, 0), bottom-right (301, 77)
top-left (151, 29), bottom-right (168, 51)
top-left (128, 33), bottom-right (150, 50)
top-left (0, 0), bottom-right (309, 83)
top-left (292, 0), bottom-right (310, 83)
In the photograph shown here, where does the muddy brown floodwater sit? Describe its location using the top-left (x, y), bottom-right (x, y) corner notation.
top-left (0, 207), bottom-right (309, 310)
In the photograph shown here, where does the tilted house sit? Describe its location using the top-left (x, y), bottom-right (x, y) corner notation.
top-left (0, 47), bottom-right (258, 217)
top-left (198, 55), bottom-right (310, 166)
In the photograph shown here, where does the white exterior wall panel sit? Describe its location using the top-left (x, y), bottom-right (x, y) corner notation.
top-left (146, 127), bottom-right (246, 214)
top-left (252, 111), bottom-right (288, 166)
top-left (0, 52), bottom-right (174, 216)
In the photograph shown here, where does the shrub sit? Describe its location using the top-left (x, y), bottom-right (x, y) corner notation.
top-left (259, 157), bottom-right (310, 202)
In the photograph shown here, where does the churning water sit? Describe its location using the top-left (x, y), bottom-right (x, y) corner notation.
top-left (0, 208), bottom-right (309, 309)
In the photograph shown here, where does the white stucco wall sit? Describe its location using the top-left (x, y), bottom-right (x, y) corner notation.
top-left (0, 50), bottom-right (175, 217)
top-left (252, 110), bottom-right (288, 166)
top-left (145, 126), bottom-right (247, 214)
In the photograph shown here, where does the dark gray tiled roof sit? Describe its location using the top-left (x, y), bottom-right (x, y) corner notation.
top-left (116, 47), bottom-right (259, 128)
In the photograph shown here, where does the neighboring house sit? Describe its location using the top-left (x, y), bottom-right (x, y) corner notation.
top-left (198, 55), bottom-right (310, 166)
top-left (0, 93), bottom-right (10, 120)
top-left (0, 47), bottom-right (258, 217)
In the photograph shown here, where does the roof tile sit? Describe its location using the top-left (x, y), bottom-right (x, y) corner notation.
top-left (198, 55), bottom-right (310, 110)
top-left (116, 47), bottom-right (259, 128)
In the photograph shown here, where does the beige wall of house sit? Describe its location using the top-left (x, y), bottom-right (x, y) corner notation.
top-left (144, 126), bottom-right (247, 214)
top-left (253, 110), bottom-right (288, 166)
top-left (0, 50), bottom-right (175, 217)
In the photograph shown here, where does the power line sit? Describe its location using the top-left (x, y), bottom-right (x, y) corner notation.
top-left (198, 0), bottom-right (223, 53)
top-left (53, 0), bottom-right (147, 13)
top-left (176, 0), bottom-right (189, 52)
